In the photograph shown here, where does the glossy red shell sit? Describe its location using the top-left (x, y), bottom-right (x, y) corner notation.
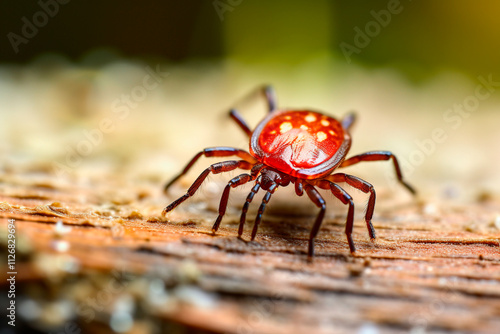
top-left (250, 110), bottom-right (351, 179)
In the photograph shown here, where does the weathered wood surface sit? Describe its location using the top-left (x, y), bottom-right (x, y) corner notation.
top-left (1, 167), bottom-right (499, 334)
top-left (2, 64), bottom-right (500, 334)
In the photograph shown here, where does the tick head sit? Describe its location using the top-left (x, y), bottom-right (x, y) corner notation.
top-left (259, 168), bottom-right (291, 190)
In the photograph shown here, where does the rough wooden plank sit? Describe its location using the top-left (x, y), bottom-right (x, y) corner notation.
top-left (1, 167), bottom-right (499, 334)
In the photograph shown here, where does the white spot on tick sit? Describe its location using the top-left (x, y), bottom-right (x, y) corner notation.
top-left (305, 114), bottom-right (317, 122)
top-left (300, 124), bottom-right (309, 130)
top-left (279, 122), bottom-right (292, 133)
top-left (321, 119), bottom-right (330, 126)
top-left (316, 131), bottom-right (327, 142)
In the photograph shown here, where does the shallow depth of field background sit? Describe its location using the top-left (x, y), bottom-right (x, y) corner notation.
top-left (1, 0), bottom-right (500, 198)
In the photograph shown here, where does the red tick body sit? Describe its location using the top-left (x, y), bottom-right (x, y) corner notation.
top-left (251, 110), bottom-right (349, 179)
top-left (163, 86), bottom-right (415, 258)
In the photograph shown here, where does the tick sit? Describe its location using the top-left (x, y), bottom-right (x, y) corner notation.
top-left (162, 86), bottom-right (416, 257)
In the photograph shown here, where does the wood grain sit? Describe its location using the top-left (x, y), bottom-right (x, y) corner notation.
top-left (1, 168), bottom-right (499, 334)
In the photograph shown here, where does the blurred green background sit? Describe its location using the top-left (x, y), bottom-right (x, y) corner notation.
top-left (2, 0), bottom-right (500, 81)
top-left (2, 0), bottom-right (500, 194)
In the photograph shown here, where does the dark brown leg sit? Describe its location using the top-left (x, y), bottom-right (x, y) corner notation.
top-left (340, 151), bottom-right (416, 194)
top-left (162, 160), bottom-right (253, 216)
top-left (313, 180), bottom-right (356, 253)
top-left (238, 175), bottom-right (262, 237)
top-left (164, 147), bottom-right (256, 193)
top-left (251, 183), bottom-right (277, 241)
top-left (326, 173), bottom-right (376, 240)
top-left (304, 184), bottom-right (327, 258)
top-left (212, 173), bottom-right (254, 232)
top-left (228, 85), bottom-right (277, 136)
top-left (294, 180), bottom-right (304, 196)
top-left (341, 112), bottom-right (356, 131)
top-left (229, 109), bottom-right (252, 136)
top-left (263, 85), bottom-right (277, 112)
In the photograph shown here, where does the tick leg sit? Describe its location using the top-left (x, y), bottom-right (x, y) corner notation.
top-left (238, 175), bottom-right (262, 237)
top-left (212, 173), bottom-right (254, 233)
top-left (313, 180), bottom-right (356, 253)
top-left (162, 160), bottom-right (253, 216)
top-left (341, 112), bottom-right (356, 131)
top-left (326, 173), bottom-right (376, 240)
top-left (294, 180), bottom-right (304, 196)
top-left (228, 85), bottom-right (276, 136)
top-left (340, 151), bottom-right (416, 195)
top-left (229, 109), bottom-right (252, 136)
top-left (263, 85), bottom-right (277, 112)
top-left (304, 184), bottom-right (327, 258)
top-left (251, 183), bottom-right (277, 241)
top-left (229, 85), bottom-right (277, 130)
top-left (164, 147), bottom-right (256, 193)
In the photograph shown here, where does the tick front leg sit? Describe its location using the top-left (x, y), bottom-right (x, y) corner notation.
top-left (327, 173), bottom-right (376, 241)
top-left (162, 160), bottom-right (253, 216)
top-left (251, 183), bottom-right (277, 241)
top-left (340, 151), bottom-right (416, 195)
top-left (304, 184), bottom-right (327, 258)
top-left (238, 175), bottom-right (262, 237)
top-left (212, 173), bottom-right (254, 233)
top-left (164, 147), bottom-right (256, 193)
top-left (313, 180), bottom-right (356, 254)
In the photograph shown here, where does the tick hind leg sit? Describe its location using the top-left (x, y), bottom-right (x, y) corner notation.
top-left (164, 147), bottom-right (256, 193)
top-left (263, 85), bottom-right (277, 112)
top-left (229, 85), bottom-right (278, 137)
top-left (340, 151), bottom-right (416, 194)
top-left (162, 160), bottom-right (253, 216)
top-left (229, 109), bottom-right (252, 136)
top-left (341, 112), bottom-right (356, 131)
